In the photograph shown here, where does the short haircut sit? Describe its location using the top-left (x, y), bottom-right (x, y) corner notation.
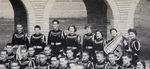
top-left (95, 51), bottom-right (105, 57)
top-left (52, 19), bottom-right (59, 24)
top-left (34, 25), bottom-right (41, 30)
top-left (84, 25), bottom-right (91, 29)
top-left (95, 30), bottom-right (103, 37)
top-left (6, 43), bottom-right (12, 46)
top-left (68, 25), bottom-right (77, 32)
top-left (110, 28), bottom-right (117, 33)
top-left (128, 28), bottom-right (137, 36)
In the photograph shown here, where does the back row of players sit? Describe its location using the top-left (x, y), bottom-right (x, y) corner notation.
top-left (0, 20), bottom-right (144, 69)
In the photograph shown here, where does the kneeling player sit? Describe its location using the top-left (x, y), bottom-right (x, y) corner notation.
top-left (94, 51), bottom-right (106, 69)
top-left (59, 57), bottom-right (69, 69)
top-left (105, 53), bottom-right (121, 69)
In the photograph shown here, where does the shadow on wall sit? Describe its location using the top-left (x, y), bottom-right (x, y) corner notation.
top-left (134, 0), bottom-right (150, 60)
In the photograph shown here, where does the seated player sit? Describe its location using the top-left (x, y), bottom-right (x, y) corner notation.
top-left (0, 50), bottom-right (9, 67)
top-left (94, 51), bottom-right (107, 69)
top-left (4, 43), bottom-right (15, 61)
top-left (37, 54), bottom-right (49, 69)
top-left (65, 25), bottom-right (81, 58)
top-left (135, 60), bottom-right (145, 69)
top-left (30, 25), bottom-right (46, 55)
top-left (93, 30), bottom-right (105, 52)
top-left (18, 48), bottom-right (29, 69)
top-left (105, 53), bottom-right (121, 69)
top-left (28, 47), bottom-right (36, 60)
top-left (77, 51), bottom-right (94, 69)
top-left (83, 25), bottom-right (94, 60)
top-left (43, 46), bottom-right (52, 63)
top-left (50, 57), bottom-right (59, 69)
top-left (0, 63), bottom-right (7, 69)
top-left (66, 49), bottom-right (79, 64)
top-left (10, 61), bottom-right (20, 69)
top-left (121, 53), bottom-right (135, 69)
top-left (59, 57), bottom-right (69, 69)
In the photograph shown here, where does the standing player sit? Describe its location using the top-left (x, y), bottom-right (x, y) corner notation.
top-left (11, 24), bottom-right (29, 48)
top-left (127, 29), bottom-right (141, 65)
top-left (65, 25), bottom-right (81, 58)
top-left (30, 25), bottom-right (46, 55)
top-left (48, 20), bottom-right (65, 57)
top-left (93, 30), bottom-right (105, 52)
top-left (83, 25), bottom-right (94, 60)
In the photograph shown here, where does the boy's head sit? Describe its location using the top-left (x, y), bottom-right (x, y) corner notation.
top-left (0, 50), bottom-right (8, 59)
top-left (66, 49), bottom-right (73, 58)
top-left (44, 46), bottom-right (51, 55)
top-left (10, 61), bottom-right (20, 69)
top-left (122, 53), bottom-right (133, 65)
top-left (95, 30), bottom-right (103, 39)
top-left (20, 48), bottom-right (27, 58)
top-left (59, 57), bottom-right (68, 67)
top-left (82, 51), bottom-right (89, 61)
top-left (107, 53), bottom-right (117, 63)
top-left (34, 25), bottom-right (41, 34)
top-left (110, 28), bottom-right (118, 37)
top-left (52, 20), bottom-right (59, 30)
top-left (16, 24), bottom-right (23, 32)
top-left (39, 54), bottom-right (47, 63)
top-left (6, 43), bottom-right (13, 53)
top-left (68, 25), bottom-right (77, 33)
top-left (84, 25), bottom-right (92, 34)
top-left (136, 61), bottom-right (145, 69)
top-left (95, 51), bottom-right (105, 63)
top-left (128, 28), bottom-right (137, 39)
top-left (51, 57), bottom-right (59, 66)
top-left (28, 47), bottom-right (35, 55)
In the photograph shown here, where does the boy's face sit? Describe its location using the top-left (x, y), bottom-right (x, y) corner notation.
top-left (96, 32), bottom-right (102, 38)
top-left (86, 28), bottom-right (92, 34)
top-left (39, 54), bottom-right (47, 63)
top-left (122, 56), bottom-right (131, 64)
top-left (34, 28), bottom-right (40, 34)
top-left (59, 58), bottom-right (68, 67)
top-left (136, 62), bottom-right (144, 69)
top-left (0, 51), bottom-right (7, 59)
top-left (51, 57), bottom-right (59, 66)
top-left (69, 27), bottom-right (75, 33)
top-left (16, 25), bottom-right (23, 32)
top-left (11, 63), bottom-right (20, 69)
top-left (129, 32), bottom-right (136, 39)
top-left (96, 53), bottom-right (105, 63)
top-left (82, 53), bottom-right (89, 61)
top-left (44, 47), bottom-right (51, 55)
top-left (28, 48), bottom-right (35, 55)
top-left (108, 54), bottom-right (116, 63)
top-left (111, 30), bottom-right (117, 37)
top-left (66, 50), bottom-right (73, 58)
top-left (53, 22), bottom-right (59, 30)
top-left (6, 45), bottom-right (13, 53)
top-left (21, 49), bottom-right (27, 58)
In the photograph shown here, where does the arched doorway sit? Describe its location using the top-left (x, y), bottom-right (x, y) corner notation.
top-left (134, 0), bottom-right (150, 60)
top-left (49, 0), bottom-right (113, 39)
top-left (0, 0), bottom-right (27, 49)
top-left (9, 0), bottom-right (28, 33)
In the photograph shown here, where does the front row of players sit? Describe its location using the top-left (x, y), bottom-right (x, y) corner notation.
top-left (0, 46), bottom-right (145, 69)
